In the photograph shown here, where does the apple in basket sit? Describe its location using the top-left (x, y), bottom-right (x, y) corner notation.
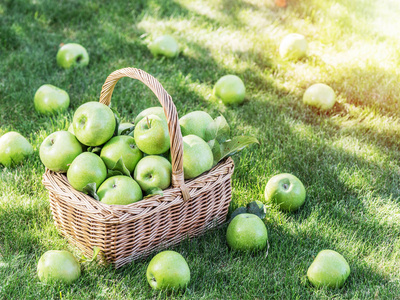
top-left (100, 136), bottom-right (142, 174)
top-left (72, 101), bottom-right (116, 147)
top-left (39, 131), bottom-right (83, 173)
top-left (98, 175), bottom-right (143, 205)
top-left (213, 75), bottom-right (246, 105)
top-left (146, 250), bottom-right (190, 290)
top-left (226, 213), bottom-right (268, 251)
top-left (134, 155), bottom-right (172, 195)
top-left (57, 43), bottom-right (89, 69)
top-left (34, 84), bottom-right (70, 115)
top-left (179, 111), bottom-right (214, 141)
top-left (134, 107), bottom-right (166, 124)
top-left (37, 250), bottom-right (81, 284)
top-left (182, 135), bottom-right (213, 179)
top-left (0, 131), bottom-right (33, 167)
top-left (307, 250), bottom-right (351, 288)
top-left (67, 152), bottom-right (107, 192)
top-left (134, 114), bottom-right (170, 155)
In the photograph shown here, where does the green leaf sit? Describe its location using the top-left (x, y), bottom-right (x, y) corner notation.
top-left (82, 182), bottom-right (99, 201)
top-left (204, 114), bottom-right (230, 143)
top-left (219, 136), bottom-right (259, 161)
top-left (92, 246), bottom-right (101, 260)
top-left (120, 125), bottom-right (135, 136)
top-left (107, 169), bottom-right (124, 178)
top-left (110, 107), bottom-right (121, 137)
top-left (108, 157), bottom-right (131, 177)
top-left (144, 187), bottom-right (164, 198)
top-left (87, 146), bottom-right (102, 154)
top-left (227, 207), bottom-right (247, 223)
top-left (207, 139), bottom-right (222, 167)
top-left (247, 201), bottom-right (266, 220)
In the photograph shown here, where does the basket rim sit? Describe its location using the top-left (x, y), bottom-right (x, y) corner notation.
top-left (43, 157), bottom-right (234, 224)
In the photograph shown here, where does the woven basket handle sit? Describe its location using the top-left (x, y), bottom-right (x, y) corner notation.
top-left (99, 68), bottom-right (190, 201)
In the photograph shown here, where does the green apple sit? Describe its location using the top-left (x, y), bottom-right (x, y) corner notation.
top-left (98, 175), bottom-right (143, 205)
top-left (213, 75), bottom-right (246, 105)
top-left (37, 250), bottom-right (81, 284)
top-left (118, 122), bottom-right (134, 135)
top-left (100, 136), bottom-right (142, 173)
top-left (134, 107), bottom-right (165, 125)
top-left (134, 114), bottom-right (170, 155)
top-left (134, 155), bottom-right (171, 194)
top-left (182, 135), bottom-right (213, 179)
top-left (226, 213), bottom-right (268, 251)
top-left (146, 250), bottom-right (190, 290)
top-left (179, 111), bottom-right (214, 141)
top-left (39, 131), bottom-right (83, 173)
top-left (303, 83), bottom-right (336, 111)
top-left (279, 33), bottom-right (308, 60)
top-left (0, 132), bottom-right (33, 167)
top-left (73, 101), bottom-right (116, 147)
top-left (264, 173), bottom-right (306, 212)
top-left (34, 84), bottom-right (70, 115)
top-left (56, 43), bottom-right (89, 69)
top-left (307, 250), bottom-right (351, 288)
top-left (67, 152), bottom-right (107, 192)
top-left (148, 35), bottom-right (180, 58)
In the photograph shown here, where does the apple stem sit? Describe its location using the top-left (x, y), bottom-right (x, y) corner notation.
top-left (146, 116), bottom-right (151, 129)
top-left (50, 138), bottom-right (54, 145)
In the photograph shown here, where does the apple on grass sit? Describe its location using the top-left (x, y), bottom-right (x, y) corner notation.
top-left (146, 250), bottom-right (190, 290)
top-left (182, 135), bottom-right (213, 179)
top-left (73, 101), bottom-right (116, 147)
top-left (213, 75), bottom-right (246, 105)
top-left (134, 155), bottom-right (172, 194)
top-left (34, 84), bottom-right (70, 115)
top-left (279, 33), bottom-right (308, 61)
top-left (37, 250), bottom-right (81, 284)
top-left (226, 213), bottom-right (268, 251)
top-left (134, 107), bottom-right (166, 125)
top-left (264, 173), bottom-right (306, 212)
top-left (303, 83), bottom-right (336, 111)
top-left (57, 43), bottom-right (89, 69)
top-left (67, 152), bottom-right (107, 192)
top-left (307, 250), bottom-right (351, 288)
top-left (148, 35), bottom-right (180, 58)
top-left (100, 136), bottom-right (142, 174)
top-left (39, 131), bottom-right (83, 173)
top-left (98, 175), bottom-right (143, 205)
top-left (134, 114), bottom-right (170, 155)
top-left (0, 132), bottom-right (33, 167)
top-left (179, 111), bottom-right (214, 141)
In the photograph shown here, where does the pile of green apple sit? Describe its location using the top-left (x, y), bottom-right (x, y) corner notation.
top-left (39, 101), bottom-right (258, 205)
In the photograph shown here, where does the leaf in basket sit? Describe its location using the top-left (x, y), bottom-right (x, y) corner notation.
top-left (110, 107), bottom-right (121, 137)
top-left (144, 187), bottom-right (164, 198)
top-left (87, 146), bottom-right (102, 154)
top-left (82, 182), bottom-right (99, 201)
top-left (227, 207), bottom-right (247, 223)
top-left (219, 136), bottom-right (259, 161)
top-left (207, 139), bottom-right (222, 167)
top-left (106, 169), bottom-right (124, 178)
top-left (247, 201), bottom-right (266, 220)
top-left (108, 157), bottom-right (131, 177)
top-left (120, 125), bottom-right (135, 136)
top-left (204, 115), bottom-right (230, 143)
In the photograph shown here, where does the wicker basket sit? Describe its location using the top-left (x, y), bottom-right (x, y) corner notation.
top-left (42, 68), bottom-right (235, 269)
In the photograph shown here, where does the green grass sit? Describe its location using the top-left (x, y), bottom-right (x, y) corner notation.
top-left (1, 0), bottom-right (400, 298)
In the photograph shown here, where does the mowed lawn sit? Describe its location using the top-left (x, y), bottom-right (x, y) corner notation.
top-left (1, 0), bottom-right (400, 298)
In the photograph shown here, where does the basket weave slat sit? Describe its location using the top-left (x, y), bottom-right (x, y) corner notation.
top-left (42, 67), bottom-right (235, 268)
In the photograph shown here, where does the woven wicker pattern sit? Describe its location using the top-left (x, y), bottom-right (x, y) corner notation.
top-left (42, 68), bottom-right (235, 268)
